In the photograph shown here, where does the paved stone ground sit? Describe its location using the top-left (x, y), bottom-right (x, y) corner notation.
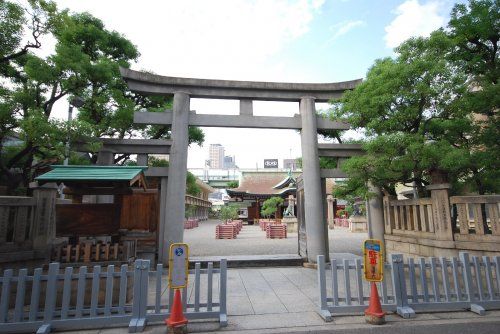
top-left (71, 266), bottom-right (500, 333)
top-left (59, 221), bottom-right (500, 334)
top-left (184, 219), bottom-right (367, 257)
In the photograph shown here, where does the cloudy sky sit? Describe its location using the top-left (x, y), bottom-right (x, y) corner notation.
top-left (51, 0), bottom-right (462, 168)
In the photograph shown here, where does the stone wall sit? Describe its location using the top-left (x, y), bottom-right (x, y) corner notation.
top-left (383, 188), bottom-right (499, 258)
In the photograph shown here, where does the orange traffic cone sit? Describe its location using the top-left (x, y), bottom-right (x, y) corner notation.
top-left (365, 282), bottom-right (385, 325)
top-left (166, 289), bottom-right (188, 332)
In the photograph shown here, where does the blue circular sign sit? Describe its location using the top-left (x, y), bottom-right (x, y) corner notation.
top-left (175, 247), bottom-right (184, 256)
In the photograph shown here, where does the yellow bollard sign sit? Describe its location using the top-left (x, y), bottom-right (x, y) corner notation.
top-left (168, 243), bottom-right (189, 289)
top-left (363, 239), bottom-right (384, 282)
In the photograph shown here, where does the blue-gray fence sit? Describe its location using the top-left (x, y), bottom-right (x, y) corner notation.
top-left (317, 252), bottom-right (500, 321)
top-left (0, 259), bottom-right (227, 333)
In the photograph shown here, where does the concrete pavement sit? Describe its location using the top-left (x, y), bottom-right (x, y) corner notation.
top-left (59, 222), bottom-right (500, 334)
top-left (184, 219), bottom-right (367, 257)
top-left (68, 265), bottom-right (500, 334)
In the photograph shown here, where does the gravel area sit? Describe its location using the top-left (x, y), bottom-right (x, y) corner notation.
top-left (184, 219), bottom-right (367, 257)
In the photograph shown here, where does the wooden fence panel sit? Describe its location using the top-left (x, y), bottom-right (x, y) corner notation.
top-left (56, 204), bottom-right (120, 236)
top-left (120, 191), bottom-right (158, 232)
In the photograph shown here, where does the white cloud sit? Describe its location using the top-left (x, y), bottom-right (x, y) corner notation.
top-left (49, 0), bottom-right (327, 168)
top-left (321, 20), bottom-right (365, 49)
top-left (312, 0), bottom-right (326, 10)
top-left (333, 20), bottom-right (365, 40)
top-left (52, 0), bottom-right (325, 81)
top-left (384, 0), bottom-right (446, 48)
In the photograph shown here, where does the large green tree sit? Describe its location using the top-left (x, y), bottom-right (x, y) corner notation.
top-left (329, 0), bottom-right (499, 197)
top-left (0, 0), bottom-right (204, 194)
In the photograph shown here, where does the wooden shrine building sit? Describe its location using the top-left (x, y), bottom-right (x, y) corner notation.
top-left (227, 171), bottom-right (336, 225)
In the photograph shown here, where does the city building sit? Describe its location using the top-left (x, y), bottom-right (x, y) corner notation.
top-left (223, 155), bottom-right (236, 169)
top-left (209, 144), bottom-right (224, 169)
top-left (283, 158), bottom-right (300, 170)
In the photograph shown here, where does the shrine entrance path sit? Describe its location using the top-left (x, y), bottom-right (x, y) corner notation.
top-left (184, 219), bottom-right (366, 257)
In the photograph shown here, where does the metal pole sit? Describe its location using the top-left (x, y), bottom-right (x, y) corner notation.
top-left (63, 105), bottom-right (74, 165)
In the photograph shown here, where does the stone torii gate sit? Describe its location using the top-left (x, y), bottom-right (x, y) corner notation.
top-left (120, 67), bottom-right (362, 264)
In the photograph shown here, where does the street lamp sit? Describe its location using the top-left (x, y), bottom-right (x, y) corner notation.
top-left (64, 96), bottom-right (84, 165)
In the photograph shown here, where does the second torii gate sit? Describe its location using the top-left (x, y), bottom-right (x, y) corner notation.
top-left (120, 67), bottom-right (362, 264)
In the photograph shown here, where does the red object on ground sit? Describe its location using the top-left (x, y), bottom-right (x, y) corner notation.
top-left (165, 289), bottom-right (188, 327)
top-left (365, 282), bottom-right (385, 319)
top-left (215, 224), bottom-right (237, 239)
top-left (266, 224), bottom-right (287, 239)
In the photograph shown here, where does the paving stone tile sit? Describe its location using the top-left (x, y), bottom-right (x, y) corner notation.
top-left (227, 295), bottom-right (255, 315)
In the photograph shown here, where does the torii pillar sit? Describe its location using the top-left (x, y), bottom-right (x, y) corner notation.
top-left (161, 92), bottom-right (190, 265)
top-left (300, 96), bottom-right (328, 263)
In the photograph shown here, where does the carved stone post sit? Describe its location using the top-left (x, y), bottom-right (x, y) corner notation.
top-left (158, 177), bottom-right (168, 263)
top-left (366, 182), bottom-right (385, 241)
top-left (427, 183), bottom-right (454, 241)
top-left (96, 149), bottom-right (114, 204)
top-left (383, 195), bottom-right (396, 235)
top-left (32, 183), bottom-right (58, 258)
top-left (327, 195), bottom-right (334, 229)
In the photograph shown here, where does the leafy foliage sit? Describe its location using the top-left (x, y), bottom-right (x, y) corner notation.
top-left (226, 180), bottom-right (239, 188)
top-left (186, 171), bottom-right (201, 197)
top-left (0, 0), bottom-right (204, 194)
top-left (219, 204), bottom-right (239, 222)
top-left (327, 0), bottom-right (499, 197)
top-left (148, 156), bottom-right (169, 167)
top-left (185, 204), bottom-right (196, 219)
top-left (261, 196), bottom-right (284, 218)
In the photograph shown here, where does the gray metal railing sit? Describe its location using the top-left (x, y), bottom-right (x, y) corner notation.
top-left (0, 259), bottom-right (227, 333)
top-left (317, 252), bottom-right (500, 322)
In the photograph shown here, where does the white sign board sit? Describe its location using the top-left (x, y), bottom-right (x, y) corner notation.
top-left (168, 243), bottom-right (189, 289)
top-left (264, 159), bottom-right (278, 168)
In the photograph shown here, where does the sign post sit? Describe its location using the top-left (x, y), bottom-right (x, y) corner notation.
top-left (363, 239), bottom-right (385, 325)
top-left (165, 243), bottom-right (189, 332)
top-left (363, 239), bottom-right (383, 281)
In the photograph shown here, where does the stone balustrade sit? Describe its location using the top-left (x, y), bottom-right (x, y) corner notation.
top-left (383, 187), bottom-right (500, 258)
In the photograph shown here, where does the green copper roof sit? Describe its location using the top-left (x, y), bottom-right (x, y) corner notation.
top-left (36, 165), bottom-right (148, 182)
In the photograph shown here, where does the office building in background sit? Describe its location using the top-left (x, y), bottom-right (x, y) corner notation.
top-left (283, 158), bottom-right (300, 170)
top-left (209, 144), bottom-right (225, 169)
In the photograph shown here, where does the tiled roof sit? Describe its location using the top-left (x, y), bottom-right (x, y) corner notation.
top-left (229, 171), bottom-right (335, 196)
top-left (230, 172), bottom-right (294, 195)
